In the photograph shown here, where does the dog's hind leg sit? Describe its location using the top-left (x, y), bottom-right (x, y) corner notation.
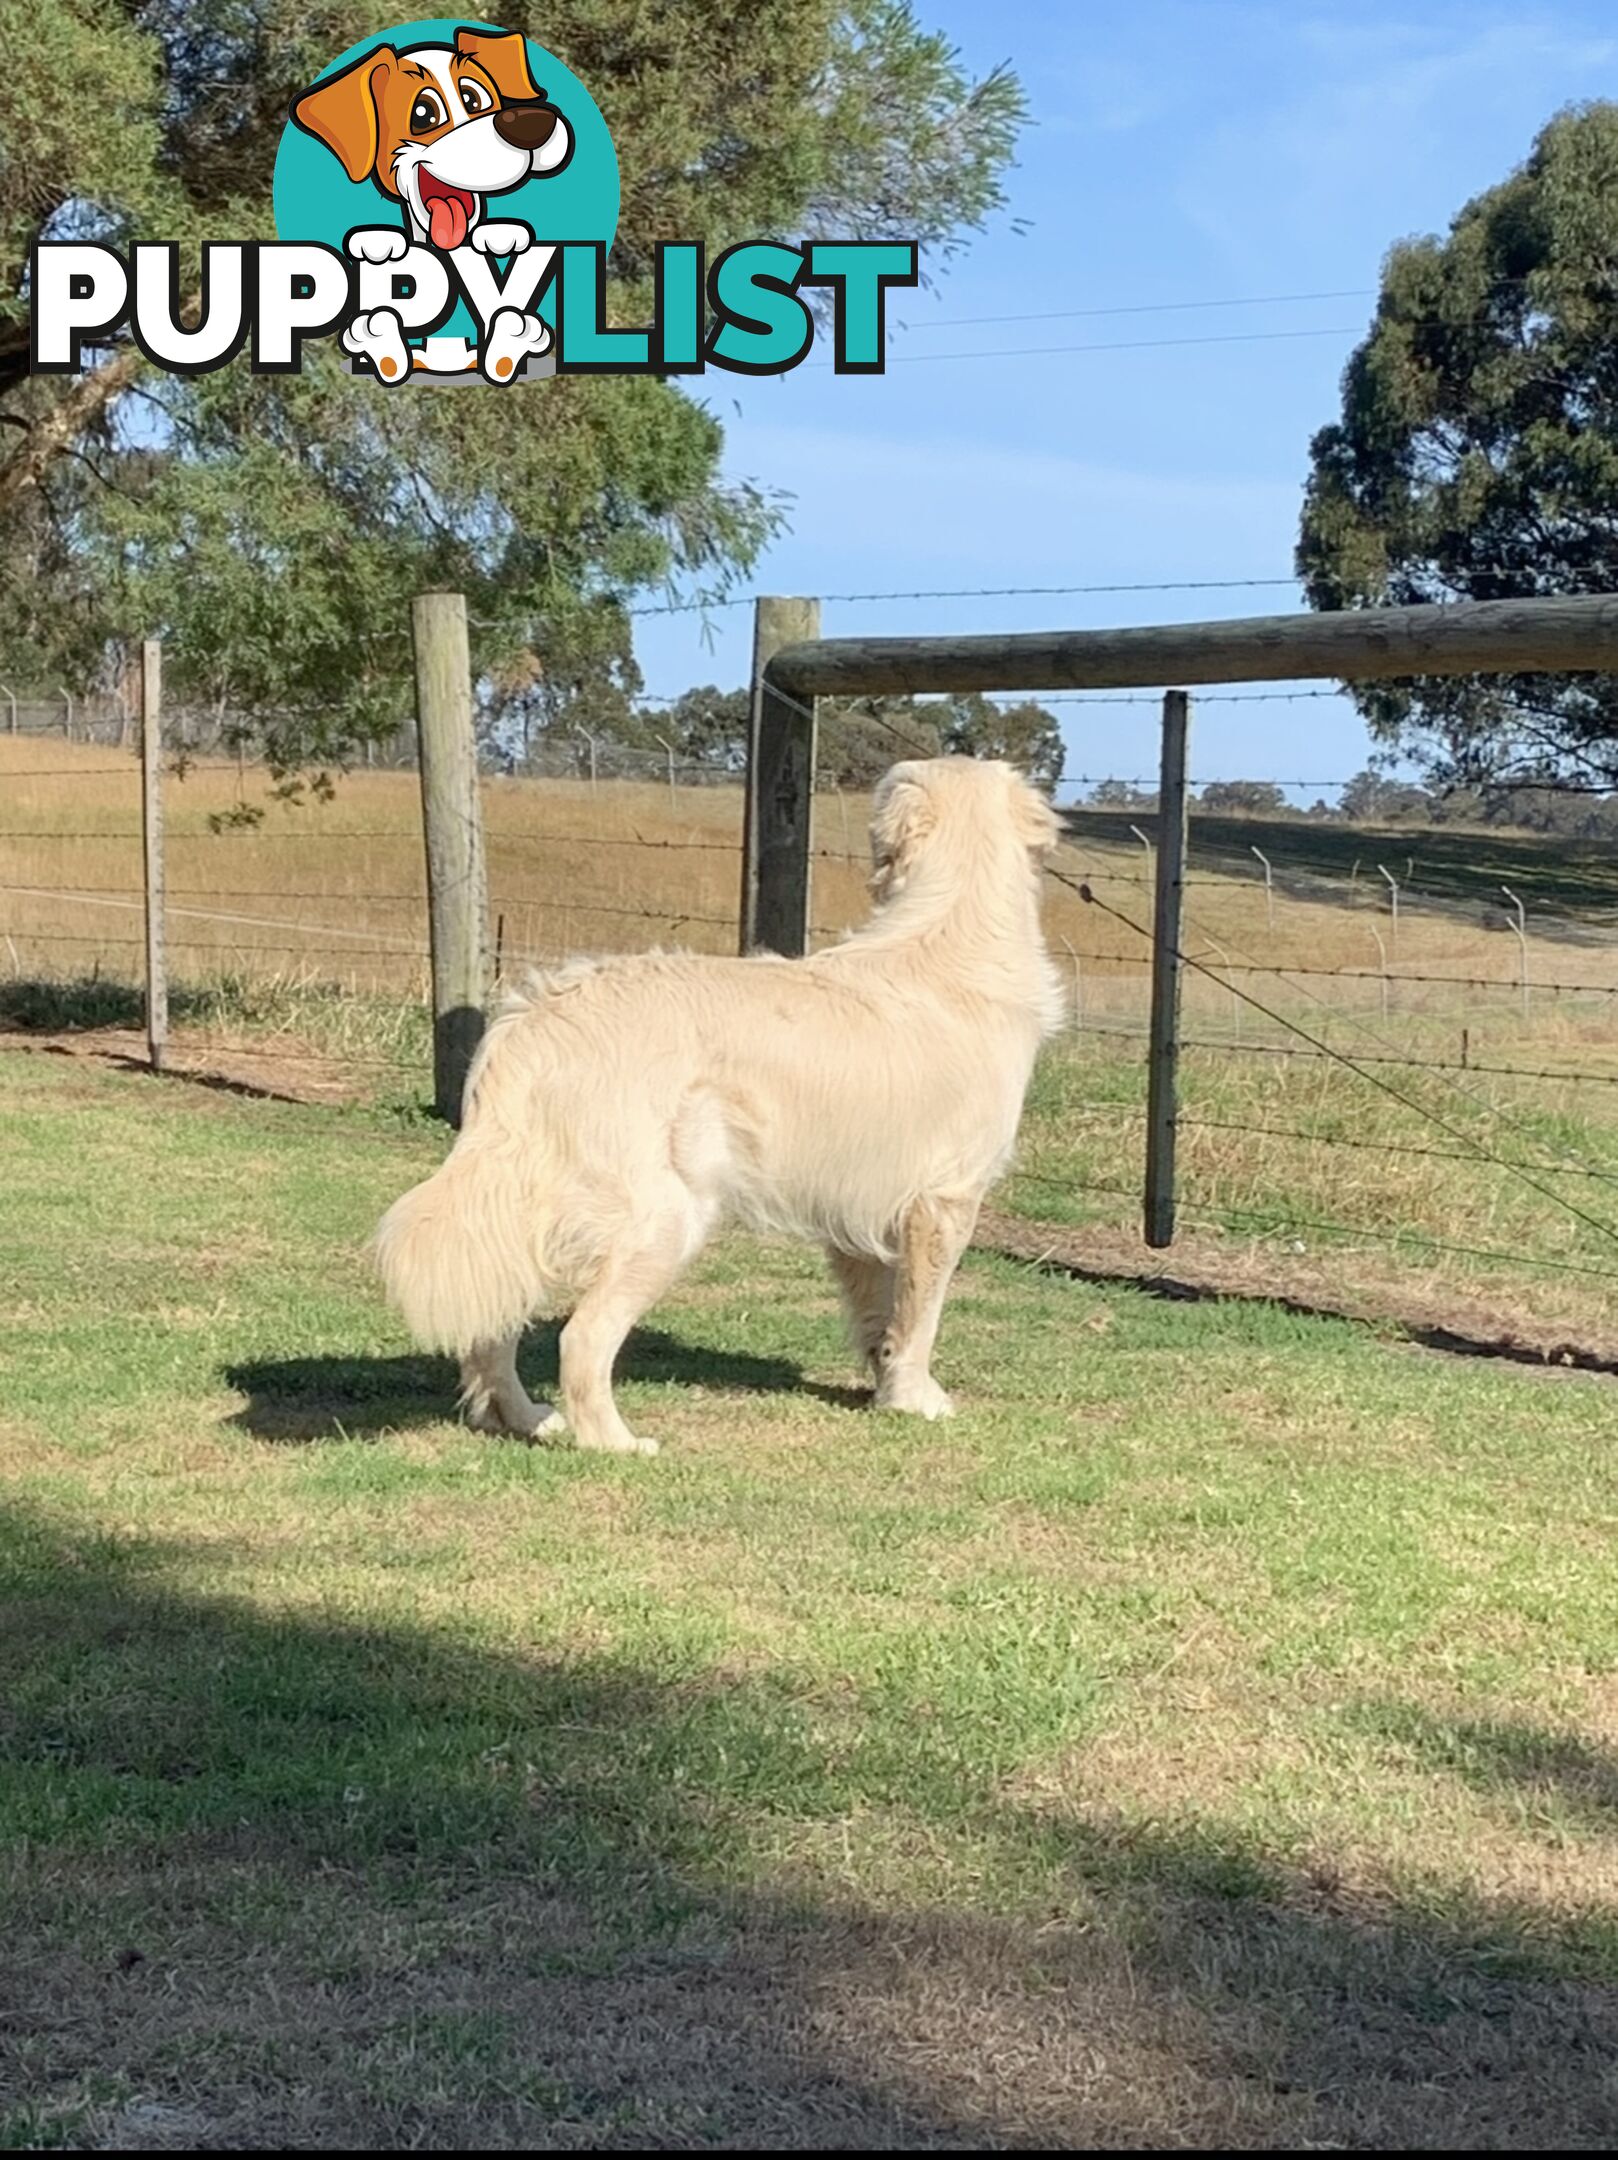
top-left (826, 1248), bottom-right (896, 1377)
top-left (559, 1199), bottom-right (705, 1458)
top-left (461, 1334), bottom-right (565, 1441)
top-left (873, 1192), bottom-right (981, 1420)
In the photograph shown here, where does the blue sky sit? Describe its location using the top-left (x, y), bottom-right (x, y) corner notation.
top-left (632, 1), bottom-right (1617, 797)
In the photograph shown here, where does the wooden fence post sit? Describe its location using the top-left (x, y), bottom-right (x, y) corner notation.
top-left (740, 595), bottom-right (821, 955)
top-left (140, 640), bottom-right (167, 1075)
top-left (1143, 689), bottom-right (1190, 1248)
top-left (412, 591), bottom-right (489, 1124)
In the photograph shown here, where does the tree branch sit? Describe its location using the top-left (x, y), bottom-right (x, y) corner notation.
top-left (0, 343), bottom-right (146, 516)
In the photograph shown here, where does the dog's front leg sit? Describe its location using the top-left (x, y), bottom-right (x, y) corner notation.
top-left (873, 1193), bottom-right (981, 1419)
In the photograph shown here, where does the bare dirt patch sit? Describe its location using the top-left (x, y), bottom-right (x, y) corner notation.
top-left (0, 1026), bottom-right (365, 1107)
top-left (977, 1203), bottom-right (1618, 1381)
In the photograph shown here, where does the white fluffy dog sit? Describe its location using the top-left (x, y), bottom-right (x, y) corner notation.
top-left (374, 757), bottom-right (1063, 1454)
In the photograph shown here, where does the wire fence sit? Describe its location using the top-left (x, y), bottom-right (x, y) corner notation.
top-left (0, 686), bottom-right (421, 765)
top-left (8, 650), bottom-right (1618, 1321)
top-left (0, 733), bottom-right (764, 1028)
top-left (1007, 805), bottom-right (1618, 1310)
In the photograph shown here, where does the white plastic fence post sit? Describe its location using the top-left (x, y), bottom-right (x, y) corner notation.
top-left (1250, 843), bottom-right (1274, 931)
top-left (1501, 884), bottom-right (1529, 1020)
top-left (1369, 924), bottom-right (1390, 1022)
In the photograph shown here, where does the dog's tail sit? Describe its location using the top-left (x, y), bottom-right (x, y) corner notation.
top-left (372, 1007), bottom-right (560, 1352)
top-left (372, 1129), bottom-right (546, 1354)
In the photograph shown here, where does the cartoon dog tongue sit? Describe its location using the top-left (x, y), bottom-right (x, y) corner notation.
top-left (427, 191), bottom-right (470, 250)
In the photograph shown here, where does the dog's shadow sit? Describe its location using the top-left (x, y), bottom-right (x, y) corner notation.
top-left (224, 1328), bottom-right (867, 1443)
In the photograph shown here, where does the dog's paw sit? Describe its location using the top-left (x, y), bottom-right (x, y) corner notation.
top-left (346, 227), bottom-right (409, 265)
top-left (575, 1429), bottom-right (661, 1458)
top-left (341, 307), bottom-right (412, 384)
top-left (466, 1398), bottom-right (566, 1442)
top-left (469, 221), bottom-right (533, 257)
top-left (480, 306), bottom-right (552, 383)
top-left (876, 1373), bottom-right (955, 1420)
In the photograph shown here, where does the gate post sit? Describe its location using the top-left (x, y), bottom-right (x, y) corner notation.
top-left (1144, 689), bottom-right (1190, 1248)
top-left (740, 595), bottom-right (820, 955)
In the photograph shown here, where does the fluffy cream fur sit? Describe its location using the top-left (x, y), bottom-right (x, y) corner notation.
top-left (373, 757), bottom-right (1064, 1454)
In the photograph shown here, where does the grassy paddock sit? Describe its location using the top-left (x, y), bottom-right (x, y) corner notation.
top-left (3, 1050), bottom-right (1618, 2146)
top-left (6, 970), bottom-right (1618, 1338)
top-left (10, 735), bottom-right (1618, 1000)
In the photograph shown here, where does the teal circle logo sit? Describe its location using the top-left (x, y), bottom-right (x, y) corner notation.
top-left (274, 16), bottom-right (618, 377)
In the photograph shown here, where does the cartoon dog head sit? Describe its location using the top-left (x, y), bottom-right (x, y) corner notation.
top-left (293, 26), bottom-right (572, 250)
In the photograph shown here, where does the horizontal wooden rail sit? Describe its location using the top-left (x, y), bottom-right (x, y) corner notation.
top-left (767, 593), bottom-right (1618, 700)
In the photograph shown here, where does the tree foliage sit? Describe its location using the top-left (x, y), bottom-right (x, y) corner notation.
top-left (812, 690), bottom-right (1063, 789)
top-left (0, 1), bottom-right (1024, 774)
top-left (931, 691), bottom-right (1063, 790)
top-left (661, 686), bottom-right (753, 768)
top-left (1298, 103), bottom-right (1618, 790)
top-left (1198, 779), bottom-right (1288, 816)
top-left (489, 680), bottom-right (1066, 789)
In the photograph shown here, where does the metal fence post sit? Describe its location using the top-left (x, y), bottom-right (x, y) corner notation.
top-left (1202, 936), bottom-right (1240, 1043)
top-left (574, 726), bottom-right (599, 795)
top-left (140, 641), bottom-right (167, 1074)
top-left (1059, 935), bottom-right (1082, 1031)
top-left (1144, 689), bottom-right (1190, 1249)
top-left (740, 595), bottom-right (820, 955)
top-left (412, 590), bottom-right (489, 1125)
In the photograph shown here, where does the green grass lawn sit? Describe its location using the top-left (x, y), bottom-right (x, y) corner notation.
top-left (3, 1048), bottom-right (1618, 2148)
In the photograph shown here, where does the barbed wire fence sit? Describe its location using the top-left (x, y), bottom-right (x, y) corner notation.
top-left (9, 582), bottom-right (1618, 1317)
top-left (0, 711), bottom-right (764, 1093)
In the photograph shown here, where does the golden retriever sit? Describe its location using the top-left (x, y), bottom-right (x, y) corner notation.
top-left (374, 757), bottom-right (1063, 1453)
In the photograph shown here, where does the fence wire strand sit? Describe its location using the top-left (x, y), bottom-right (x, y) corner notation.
top-left (1047, 861), bottom-right (1618, 1253)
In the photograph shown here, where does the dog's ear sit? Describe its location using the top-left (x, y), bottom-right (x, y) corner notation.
top-left (1009, 774), bottom-right (1062, 855)
top-left (869, 763), bottom-right (937, 901)
top-left (293, 47), bottom-right (396, 182)
top-left (455, 25), bottom-right (541, 102)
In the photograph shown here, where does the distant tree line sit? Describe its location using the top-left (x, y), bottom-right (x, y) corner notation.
top-left (1078, 771), bottom-right (1618, 837)
top-left (482, 685), bottom-right (1066, 792)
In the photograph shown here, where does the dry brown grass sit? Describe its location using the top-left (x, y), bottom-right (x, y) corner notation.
top-left (0, 736), bottom-right (748, 994)
top-left (5, 734), bottom-right (1616, 1022)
